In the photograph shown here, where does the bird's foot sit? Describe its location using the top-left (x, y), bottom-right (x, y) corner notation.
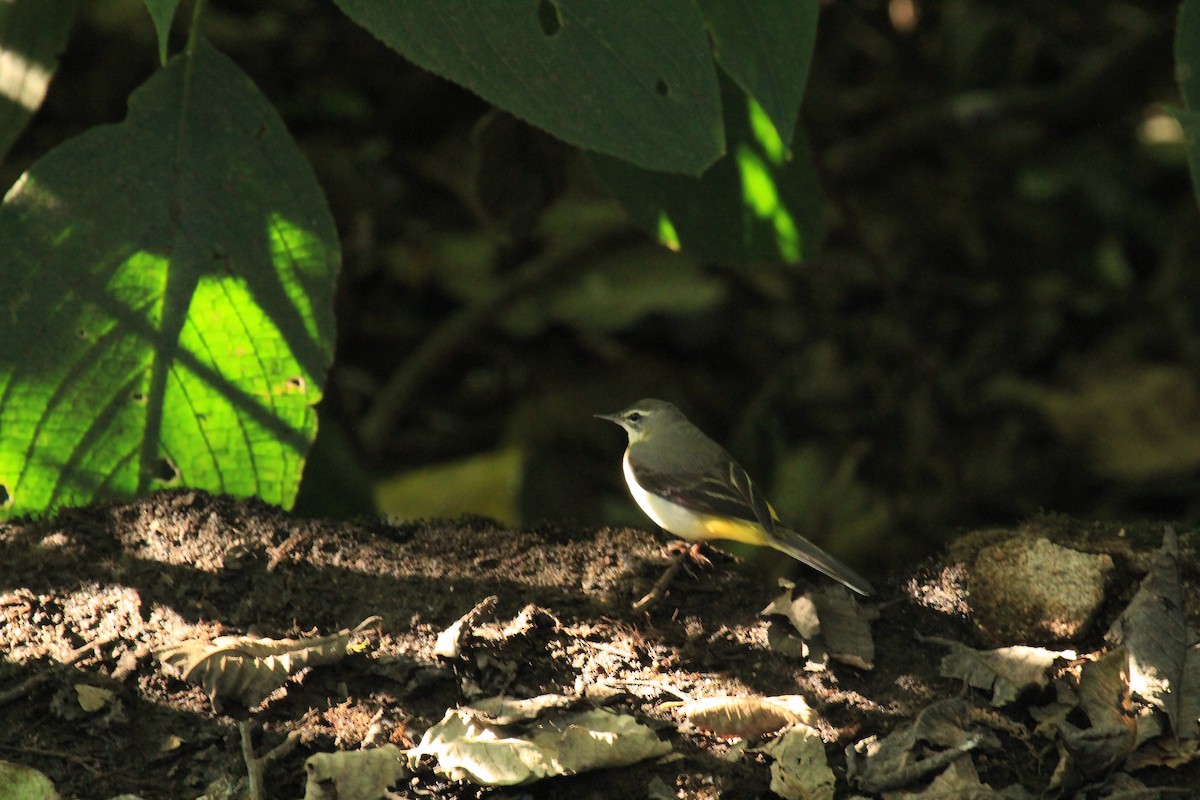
top-left (665, 540), bottom-right (712, 569)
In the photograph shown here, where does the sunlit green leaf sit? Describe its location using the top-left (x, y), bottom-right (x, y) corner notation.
top-left (332, 0), bottom-right (723, 175)
top-left (0, 38), bottom-right (339, 518)
top-left (696, 0), bottom-right (819, 151)
top-left (594, 78), bottom-right (824, 264)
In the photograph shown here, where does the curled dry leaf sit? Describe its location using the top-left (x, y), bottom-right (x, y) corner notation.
top-left (304, 744), bottom-right (408, 800)
top-left (155, 617), bottom-right (378, 707)
top-left (433, 596), bottom-right (499, 659)
top-left (409, 706), bottom-right (671, 786)
top-left (682, 695), bottom-right (816, 739)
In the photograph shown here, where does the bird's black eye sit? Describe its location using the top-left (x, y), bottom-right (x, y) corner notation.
top-left (627, 412), bottom-right (642, 423)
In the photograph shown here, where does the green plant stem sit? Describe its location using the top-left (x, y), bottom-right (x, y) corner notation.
top-left (186, 0), bottom-right (207, 57)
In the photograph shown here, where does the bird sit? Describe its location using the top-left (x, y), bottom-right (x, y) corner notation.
top-left (596, 398), bottom-right (874, 596)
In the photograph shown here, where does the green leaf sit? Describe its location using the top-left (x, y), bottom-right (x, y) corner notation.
top-left (594, 77), bottom-right (824, 264)
top-left (1177, 0), bottom-right (1200, 209)
top-left (0, 38), bottom-right (339, 518)
top-left (142, 0), bottom-right (182, 65)
top-left (0, 0), bottom-right (80, 165)
top-left (696, 0), bottom-right (819, 151)
top-left (332, 0), bottom-right (722, 175)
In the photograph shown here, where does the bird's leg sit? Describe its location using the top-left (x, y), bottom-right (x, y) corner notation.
top-left (665, 539), bottom-right (713, 568)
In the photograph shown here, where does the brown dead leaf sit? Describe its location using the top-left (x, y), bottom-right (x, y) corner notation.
top-left (155, 617), bottom-right (378, 707)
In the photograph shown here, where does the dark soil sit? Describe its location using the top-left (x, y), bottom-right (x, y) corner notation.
top-left (0, 491), bottom-right (1196, 799)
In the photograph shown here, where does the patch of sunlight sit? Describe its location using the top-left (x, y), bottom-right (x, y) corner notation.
top-left (377, 446), bottom-right (524, 525)
top-left (656, 210), bottom-right (681, 251)
top-left (110, 251), bottom-right (170, 326)
top-left (0, 48), bottom-right (52, 111)
top-left (888, 0), bottom-right (920, 33)
top-left (1139, 107), bottom-right (1185, 145)
top-left (266, 211), bottom-right (326, 341)
top-left (747, 97), bottom-right (786, 166)
top-left (737, 145), bottom-right (778, 216)
top-left (4, 172), bottom-right (61, 210)
top-left (773, 210), bottom-right (801, 263)
top-left (736, 145), bottom-right (801, 263)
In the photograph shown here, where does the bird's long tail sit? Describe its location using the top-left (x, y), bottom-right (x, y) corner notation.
top-left (768, 526), bottom-right (875, 596)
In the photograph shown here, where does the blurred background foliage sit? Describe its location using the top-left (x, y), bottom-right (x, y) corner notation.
top-left (5, 0), bottom-right (1198, 577)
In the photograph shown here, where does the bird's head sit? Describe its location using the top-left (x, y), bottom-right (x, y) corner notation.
top-left (594, 398), bottom-right (685, 444)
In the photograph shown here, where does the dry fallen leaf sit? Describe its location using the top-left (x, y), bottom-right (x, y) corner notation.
top-left (682, 695), bottom-right (816, 739)
top-left (933, 639), bottom-right (1072, 706)
top-left (763, 583), bottom-right (876, 670)
top-left (409, 705), bottom-right (671, 786)
top-left (74, 683), bottom-right (115, 713)
top-left (1055, 646), bottom-right (1137, 781)
top-left (433, 596), bottom-right (498, 659)
top-left (465, 693), bottom-right (578, 725)
top-left (1105, 527), bottom-right (1200, 741)
top-left (846, 699), bottom-right (997, 793)
top-left (880, 753), bottom-right (1022, 800)
top-left (155, 617), bottom-right (378, 707)
top-left (756, 725), bottom-right (835, 800)
top-left (304, 744), bottom-right (408, 800)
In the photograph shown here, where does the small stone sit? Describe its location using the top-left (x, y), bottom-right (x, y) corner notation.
top-left (970, 537), bottom-right (1114, 646)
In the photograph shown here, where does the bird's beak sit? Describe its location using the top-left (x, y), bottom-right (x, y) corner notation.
top-left (594, 412), bottom-right (622, 424)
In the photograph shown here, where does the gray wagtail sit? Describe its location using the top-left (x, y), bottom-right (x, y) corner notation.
top-left (596, 399), bottom-right (874, 596)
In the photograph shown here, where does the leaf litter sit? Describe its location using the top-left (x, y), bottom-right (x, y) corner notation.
top-left (1, 493), bottom-right (1199, 798)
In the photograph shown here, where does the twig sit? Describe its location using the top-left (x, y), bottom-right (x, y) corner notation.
top-left (0, 744), bottom-right (102, 775)
top-left (631, 550), bottom-right (688, 613)
top-left (240, 721), bottom-right (264, 800)
top-left (240, 721), bottom-right (301, 800)
top-left (602, 678), bottom-right (691, 702)
top-left (0, 634), bottom-right (119, 706)
top-left (358, 232), bottom-right (639, 456)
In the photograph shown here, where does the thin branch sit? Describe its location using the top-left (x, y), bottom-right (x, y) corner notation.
top-left (0, 634), bottom-right (119, 706)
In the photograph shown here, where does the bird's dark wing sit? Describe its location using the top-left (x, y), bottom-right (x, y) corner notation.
top-left (629, 457), bottom-right (777, 534)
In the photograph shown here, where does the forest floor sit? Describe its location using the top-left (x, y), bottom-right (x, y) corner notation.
top-left (0, 491), bottom-right (1197, 799)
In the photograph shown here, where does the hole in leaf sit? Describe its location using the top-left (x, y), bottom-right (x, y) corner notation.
top-left (131, 391), bottom-right (146, 403)
top-left (655, 78), bottom-right (669, 97)
top-left (537, 0), bottom-right (562, 36)
top-left (0, 484), bottom-right (10, 507)
top-left (287, 375), bottom-right (306, 392)
top-left (154, 457), bottom-right (180, 484)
